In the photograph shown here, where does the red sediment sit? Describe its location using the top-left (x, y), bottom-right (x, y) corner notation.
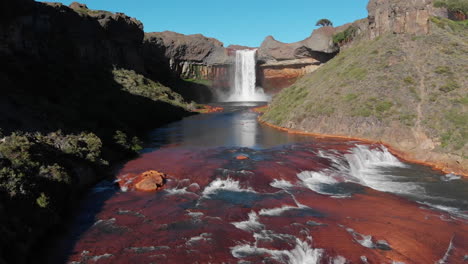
top-left (64, 143), bottom-right (468, 263)
top-left (251, 105), bottom-right (268, 114)
top-left (193, 105), bottom-right (224, 114)
top-left (256, 115), bottom-right (468, 178)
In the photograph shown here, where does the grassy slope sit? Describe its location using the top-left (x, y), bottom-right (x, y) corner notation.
top-left (263, 19), bottom-right (467, 172)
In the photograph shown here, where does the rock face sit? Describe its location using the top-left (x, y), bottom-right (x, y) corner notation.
top-left (256, 28), bottom-right (339, 92)
top-left (0, 4), bottom-right (193, 264)
top-left (145, 27), bottom-right (342, 95)
top-left (367, 0), bottom-right (448, 38)
top-left (258, 59), bottom-right (322, 93)
top-left (143, 31), bottom-right (233, 89)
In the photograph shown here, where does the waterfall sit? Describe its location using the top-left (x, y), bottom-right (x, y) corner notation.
top-left (225, 50), bottom-right (269, 102)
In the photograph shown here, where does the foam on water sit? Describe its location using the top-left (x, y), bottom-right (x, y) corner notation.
top-left (232, 211), bottom-right (265, 232)
top-left (186, 233), bottom-right (212, 246)
top-left (202, 177), bottom-right (256, 197)
top-left (270, 179), bottom-right (295, 190)
top-left (299, 145), bottom-right (427, 198)
top-left (259, 205), bottom-right (300, 216)
top-left (231, 236), bottom-right (324, 264)
top-left (297, 171), bottom-right (340, 196)
top-left (164, 187), bottom-right (198, 196)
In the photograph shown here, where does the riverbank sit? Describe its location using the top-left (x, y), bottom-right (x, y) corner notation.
top-left (255, 106), bottom-right (467, 177)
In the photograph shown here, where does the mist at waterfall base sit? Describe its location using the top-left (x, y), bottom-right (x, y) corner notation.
top-left (220, 49), bottom-right (270, 102)
top-left (49, 103), bottom-right (468, 264)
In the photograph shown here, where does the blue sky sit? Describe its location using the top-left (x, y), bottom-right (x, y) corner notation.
top-left (40, 0), bottom-right (369, 47)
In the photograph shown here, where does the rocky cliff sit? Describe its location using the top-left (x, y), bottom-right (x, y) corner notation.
top-left (0, 2), bottom-right (194, 263)
top-left (148, 26), bottom-right (343, 95)
top-left (263, 2), bottom-right (467, 176)
top-left (256, 27), bottom-right (340, 93)
top-left (143, 31), bottom-right (233, 92)
top-left (367, 0), bottom-right (448, 38)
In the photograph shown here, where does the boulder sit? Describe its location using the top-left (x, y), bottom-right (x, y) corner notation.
top-left (134, 170), bottom-right (166, 192)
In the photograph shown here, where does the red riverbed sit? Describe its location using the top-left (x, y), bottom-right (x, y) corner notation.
top-left (64, 142), bottom-right (468, 264)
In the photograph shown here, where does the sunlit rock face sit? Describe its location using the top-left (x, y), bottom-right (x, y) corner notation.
top-left (256, 27), bottom-right (339, 93)
top-left (258, 59), bottom-right (321, 93)
top-left (367, 0), bottom-right (448, 38)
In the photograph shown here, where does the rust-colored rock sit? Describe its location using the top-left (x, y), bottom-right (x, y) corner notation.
top-left (134, 170), bottom-right (166, 192)
top-left (258, 59), bottom-right (321, 93)
top-left (236, 155), bottom-right (249, 160)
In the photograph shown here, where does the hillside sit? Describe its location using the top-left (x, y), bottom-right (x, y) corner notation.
top-left (262, 18), bottom-right (468, 175)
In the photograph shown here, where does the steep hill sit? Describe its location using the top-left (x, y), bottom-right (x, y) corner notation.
top-left (262, 18), bottom-right (468, 175)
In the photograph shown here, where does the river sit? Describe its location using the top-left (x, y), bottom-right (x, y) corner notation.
top-left (49, 102), bottom-right (468, 264)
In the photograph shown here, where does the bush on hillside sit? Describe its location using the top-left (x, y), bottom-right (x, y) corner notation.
top-left (434, 0), bottom-right (468, 17)
top-left (333, 26), bottom-right (359, 45)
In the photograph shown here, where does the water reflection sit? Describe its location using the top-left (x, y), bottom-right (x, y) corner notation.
top-left (147, 102), bottom-right (314, 149)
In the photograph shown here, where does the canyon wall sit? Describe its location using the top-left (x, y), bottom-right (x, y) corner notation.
top-left (0, 2), bottom-right (193, 263)
top-left (367, 0), bottom-right (448, 38)
top-left (150, 26), bottom-right (341, 95)
top-left (143, 31), bottom-right (233, 90)
top-left (257, 27), bottom-right (339, 92)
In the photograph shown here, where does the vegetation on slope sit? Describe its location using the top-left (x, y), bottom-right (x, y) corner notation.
top-left (263, 20), bottom-right (467, 159)
top-left (434, 0), bottom-right (468, 17)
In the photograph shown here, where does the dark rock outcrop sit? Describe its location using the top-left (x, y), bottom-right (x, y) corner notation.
top-left (143, 31), bottom-right (233, 96)
top-left (0, 3), bottom-right (192, 264)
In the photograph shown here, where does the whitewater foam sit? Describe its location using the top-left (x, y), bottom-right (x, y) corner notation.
top-left (231, 236), bottom-right (324, 264)
top-left (259, 205), bottom-right (299, 216)
top-left (232, 211), bottom-right (264, 232)
top-left (202, 178), bottom-right (256, 197)
top-left (270, 179), bottom-right (295, 190)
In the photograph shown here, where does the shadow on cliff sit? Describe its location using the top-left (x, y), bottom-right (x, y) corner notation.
top-left (0, 2), bottom-right (193, 264)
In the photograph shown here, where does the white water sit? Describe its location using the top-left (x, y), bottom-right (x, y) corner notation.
top-left (225, 50), bottom-right (269, 102)
top-left (231, 236), bottom-right (324, 264)
top-left (201, 177), bottom-right (256, 197)
top-left (298, 145), bottom-right (420, 197)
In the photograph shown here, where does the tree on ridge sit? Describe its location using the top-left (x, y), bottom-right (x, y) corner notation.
top-left (316, 18), bottom-right (333, 27)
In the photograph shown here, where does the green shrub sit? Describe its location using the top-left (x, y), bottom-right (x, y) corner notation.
top-left (439, 80), bottom-right (460, 92)
top-left (344, 93), bottom-right (359, 102)
top-left (36, 193), bottom-right (49, 208)
top-left (403, 76), bottom-right (416, 84)
top-left (434, 0), bottom-right (468, 16)
top-left (0, 133), bottom-right (35, 167)
top-left (333, 26), bottom-right (359, 45)
top-left (0, 167), bottom-right (25, 197)
top-left (39, 164), bottom-right (70, 184)
top-left (114, 130), bottom-right (142, 152)
top-left (434, 66), bottom-right (452, 75)
top-left (376, 101), bottom-right (393, 113)
top-left (430, 16), bottom-right (468, 31)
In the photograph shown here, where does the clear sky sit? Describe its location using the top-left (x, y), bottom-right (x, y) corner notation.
top-left (40, 0), bottom-right (369, 47)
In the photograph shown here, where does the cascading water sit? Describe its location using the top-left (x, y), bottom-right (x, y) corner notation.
top-left (225, 49), bottom-right (269, 102)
